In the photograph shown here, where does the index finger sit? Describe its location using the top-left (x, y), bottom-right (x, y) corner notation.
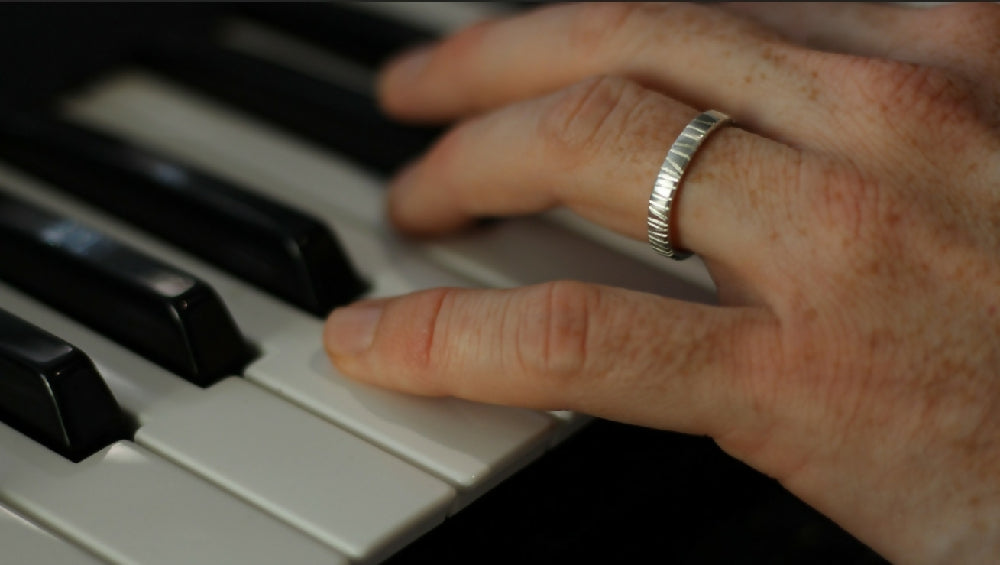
top-left (324, 282), bottom-right (777, 437)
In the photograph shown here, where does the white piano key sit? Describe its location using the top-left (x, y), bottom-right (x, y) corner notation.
top-left (0, 161), bottom-right (556, 509)
top-left (62, 72), bottom-right (718, 302)
top-left (136, 380), bottom-right (454, 564)
top-left (1, 504), bottom-right (106, 565)
top-left (0, 283), bottom-right (455, 563)
top-left (0, 426), bottom-right (346, 565)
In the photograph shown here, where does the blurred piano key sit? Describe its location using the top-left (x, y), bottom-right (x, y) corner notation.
top-left (0, 189), bottom-right (255, 386)
top-left (0, 105), bottom-right (367, 316)
top-left (0, 308), bottom-right (128, 462)
top-left (1, 504), bottom-right (105, 564)
top-left (0, 422), bottom-right (348, 565)
top-left (2, 281), bottom-right (456, 564)
top-left (233, 2), bottom-right (438, 69)
top-left (0, 162), bottom-right (557, 510)
top-left (348, 1), bottom-right (517, 35)
top-left (136, 32), bottom-right (441, 175)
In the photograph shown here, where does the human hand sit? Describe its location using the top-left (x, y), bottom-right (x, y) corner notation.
top-left (323, 3), bottom-right (1000, 562)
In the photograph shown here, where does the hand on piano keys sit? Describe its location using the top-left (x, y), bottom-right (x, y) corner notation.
top-left (0, 2), bottom-right (923, 564)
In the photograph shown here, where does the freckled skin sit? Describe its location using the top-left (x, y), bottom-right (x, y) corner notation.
top-left (327, 3), bottom-right (1000, 563)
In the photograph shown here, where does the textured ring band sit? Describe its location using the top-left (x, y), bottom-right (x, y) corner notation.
top-left (647, 109), bottom-right (733, 260)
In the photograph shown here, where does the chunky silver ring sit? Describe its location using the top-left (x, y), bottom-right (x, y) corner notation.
top-left (647, 109), bottom-right (733, 260)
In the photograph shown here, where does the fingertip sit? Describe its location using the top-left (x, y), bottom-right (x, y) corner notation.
top-left (323, 300), bottom-right (385, 360)
top-left (377, 44), bottom-right (434, 117)
top-left (386, 160), bottom-right (474, 236)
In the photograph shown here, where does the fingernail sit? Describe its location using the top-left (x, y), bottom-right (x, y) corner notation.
top-left (385, 45), bottom-right (432, 82)
top-left (389, 161), bottom-right (419, 194)
top-left (386, 162), bottom-right (420, 226)
top-left (325, 302), bottom-right (383, 356)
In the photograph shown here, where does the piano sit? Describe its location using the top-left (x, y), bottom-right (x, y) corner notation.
top-left (0, 3), bottom-right (886, 563)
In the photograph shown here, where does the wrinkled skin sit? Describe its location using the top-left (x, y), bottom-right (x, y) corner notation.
top-left (323, 3), bottom-right (1000, 562)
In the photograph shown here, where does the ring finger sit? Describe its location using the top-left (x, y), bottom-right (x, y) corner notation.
top-left (387, 74), bottom-right (803, 273)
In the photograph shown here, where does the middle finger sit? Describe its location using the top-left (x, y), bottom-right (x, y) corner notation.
top-left (379, 3), bottom-right (825, 146)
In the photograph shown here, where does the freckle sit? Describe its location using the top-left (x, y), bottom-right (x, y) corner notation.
top-left (744, 75), bottom-right (753, 84)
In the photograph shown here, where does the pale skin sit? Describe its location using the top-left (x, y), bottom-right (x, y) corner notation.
top-left (322, 3), bottom-right (1000, 563)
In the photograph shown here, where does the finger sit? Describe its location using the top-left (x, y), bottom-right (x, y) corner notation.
top-left (377, 2), bottom-right (833, 145)
top-left (725, 3), bottom-right (1000, 82)
top-left (323, 282), bottom-right (776, 436)
top-left (387, 75), bottom-right (802, 269)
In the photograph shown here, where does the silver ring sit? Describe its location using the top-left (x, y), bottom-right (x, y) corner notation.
top-left (647, 109), bottom-right (733, 260)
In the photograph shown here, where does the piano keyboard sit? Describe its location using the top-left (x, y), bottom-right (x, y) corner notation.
top-left (0, 3), bottom-right (883, 564)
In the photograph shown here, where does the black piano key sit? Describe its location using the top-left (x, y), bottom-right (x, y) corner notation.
top-left (234, 2), bottom-right (437, 69)
top-left (0, 307), bottom-right (129, 462)
top-left (0, 105), bottom-right (367, 317)
top-left (136, 33), bottom-right (442, 175)
top-left (0, 190), bottom-right (255, 387)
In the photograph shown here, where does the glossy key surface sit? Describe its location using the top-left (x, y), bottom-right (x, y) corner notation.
top-left (0, 308), bottom-right (127, 462)
top-left (0, 190), bottom-right (254, 386)
top-left (0, 105), bottom-right (365, 317)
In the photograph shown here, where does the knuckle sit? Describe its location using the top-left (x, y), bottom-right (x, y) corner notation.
top-left (538, 75), bottom-right (648, 162)
top-left (832, 56), bottom-right (980, 130)
top-left (802, 159), bottom-right (890, 253)
top-left (393, 287), bottom-right (455, 392)
top-left (513, 281), bottom-right (599, 381)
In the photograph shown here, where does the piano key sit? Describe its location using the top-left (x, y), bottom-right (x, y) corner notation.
top-left (346, 1), bottom-right (518, 36)
top-left (1, 503), bottom-right (106, 564)
top-left (0, 104), bottom-right (367, 317)
top-left (0, 424), bottom-right (348, 565)
top-left (218, 17), bottom-right (377, 98)
top-left (0, 308), bottom-right (128, 463)
top-left (64, 71), bottom-right (718, 302)
top-left (1, 281), bottom-right (456, 563)
top-left (234, 2), bottom-right (437, 69)
top-left (0, 189), bottom-right (255, 386)
top-left (0, 159), bottom-right (558, 510)
top-left (136, 32), bottom-right (441, 175)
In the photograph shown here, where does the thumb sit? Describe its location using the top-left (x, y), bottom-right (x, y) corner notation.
top-left (323, 281), bottom-right (773, 435)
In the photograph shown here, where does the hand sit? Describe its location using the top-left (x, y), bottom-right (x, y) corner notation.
top-left (323, 3), bottom-right (1000, 562)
